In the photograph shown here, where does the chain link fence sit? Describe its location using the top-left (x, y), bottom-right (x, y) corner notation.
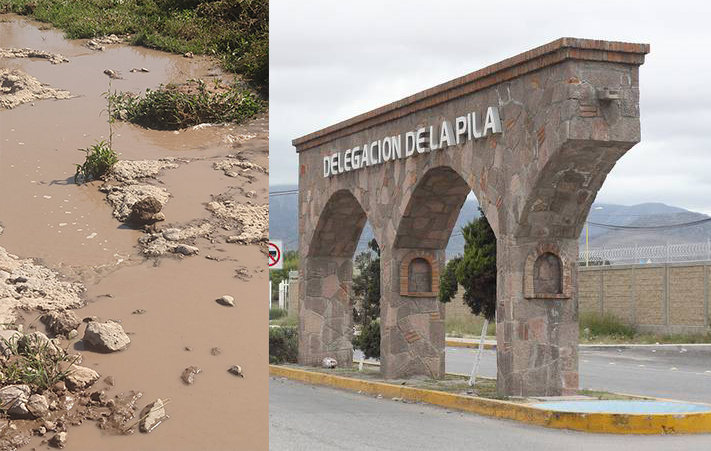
top-left (579, 240), bottom-right (711, 266)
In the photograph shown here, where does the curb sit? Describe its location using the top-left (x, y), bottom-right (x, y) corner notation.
top-left (446, 339), bottom-right (496, 350)
top-left (270, 365), bottom-right (711, 434)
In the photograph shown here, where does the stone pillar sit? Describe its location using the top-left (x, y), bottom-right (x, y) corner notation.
top-left (380, 246), bottom-right (446, 379)
top-left (495, 236), bottom-right (579, 396)
top-left (297, 256), bottom-right (354, 367)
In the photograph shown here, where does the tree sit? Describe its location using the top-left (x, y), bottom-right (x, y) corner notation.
top-left (352, 239), bottom-right (381, 359)
top-left (439, 208), bottom-right (497, 385)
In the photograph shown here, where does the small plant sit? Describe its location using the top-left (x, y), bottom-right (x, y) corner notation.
top-left (74, 140), bottom-right (119, 183)
top-left (579, 312), bottom-right (636, 340)
top-left (269, 308), bottom-right (287, 321)
top-left (1, 331), bottom-right (79, 391)
top-left (75, 79), bottom-right (120, 183)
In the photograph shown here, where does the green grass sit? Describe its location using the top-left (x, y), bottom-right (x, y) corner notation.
top-left (74, 140), bottom-right (119, 183)
top-left (0, 0), bottom-right (268, 87)
top-left (579, 311), bottom-right (711, 344)
top-left (269, 308), bottom-right (287, 321)
top-left (1, 331), bottom-right (78, 391)
top-left (445, 316), bottom-right (496, 338)
top-left (109, 79), bottom-right (262, 130)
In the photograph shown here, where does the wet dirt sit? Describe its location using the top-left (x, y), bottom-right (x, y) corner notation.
top-left (0, 15), bottom-right (268, 451)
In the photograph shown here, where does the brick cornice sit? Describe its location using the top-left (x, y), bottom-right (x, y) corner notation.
top-left (293, 37), bottom-right (649, 152)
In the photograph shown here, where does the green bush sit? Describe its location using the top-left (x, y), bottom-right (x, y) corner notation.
top-left (1, 332), bottom-right (78, 391)
top-left (110, 80), bottom-right (262, 130)
top-left (74, 140), bottom-right (119, 183)
top-left (353, 319), bottom-right (380, 359)
top-left (269, 308), bottom-right (287, 321)
top-left (580, 312), bottom-right (636, 339)
top-left (269, 327), bottom-right (298, 364)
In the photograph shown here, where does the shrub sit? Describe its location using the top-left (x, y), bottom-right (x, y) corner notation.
top-left (1, 331), bottom-right (78, 391)
top-left (269, 327), bottom-right (298, 364)
top-left (110, 80), bottom-right (263, 130)
top-left (269, 308), bottom-right (287, 321)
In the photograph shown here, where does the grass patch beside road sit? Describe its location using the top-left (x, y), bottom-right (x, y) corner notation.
top-left (579, 311), bottom-right (711, 344)
top-left (0, 0), bottom-right (268, 87)
top-left (445, 316), bottom-right (496, 338)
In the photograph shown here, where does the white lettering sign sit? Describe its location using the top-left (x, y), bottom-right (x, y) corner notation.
top-left (322, 106), bottom-right (503, 178)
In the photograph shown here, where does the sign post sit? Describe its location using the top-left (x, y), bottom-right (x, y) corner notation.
top-left (269, 240), bottom-right (283, 270)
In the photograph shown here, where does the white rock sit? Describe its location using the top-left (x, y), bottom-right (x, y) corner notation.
top-left (83, 321), bottom-right (130, 353)
top-left (0, 384), bottom-right (31, 418)
top-left (216, 295), bottom-right (235, 307)
top-left (139, 398), bottom-right (167, 433)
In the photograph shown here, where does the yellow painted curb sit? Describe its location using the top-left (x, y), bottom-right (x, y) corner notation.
top-left (445, 340), bottom-right (496, 349)
top-left (270, 365), bottom-right (711, 435)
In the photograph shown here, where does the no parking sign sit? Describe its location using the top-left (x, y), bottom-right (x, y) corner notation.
top-left (269, 240), bottom-right (283, 269)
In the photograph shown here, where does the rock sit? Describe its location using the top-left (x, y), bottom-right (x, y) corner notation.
top-left (322, 357), bottom-right (337, 369)
top-left (103, 69), bottom-right (121, 79)
top-left (104, 376), bottom-right (115, 386)
top-left (132, 309), bottom-right (147, 315)
top-left (88, 40), bottom-right (106, 51)
top-left (38, 426), bottom-right (47, 436)
top-left (173, 244), bottom-right (199, 256)
top-left (210, 347), bottom-right (221, 356)
top-left (0, 385), bottom-right (31, 418)
top-left (41, 310), bottom-right (81, 337)
top-left (226, 236), bottom-right (239, 243)
top-left (62, 364), bottom-right (100, 391)
top-left (216, 295), bottom-right (235, 307)
top-left (49, 431), bottom-right (67, 448)
top-left (83, 321), bottom-right (130, 353)
top-left (0, 422), bottom-right (31, 449)
top-left (139, 398), bottom-right (167, 433)
top-left (161, 228), bottom-right (182, 241)
top-left (181, 366), bottom-right (201, 385)
top-left (127, 197), bottom-right (164, 226)
top-left (26, 394), bottom-right (50, 418)
top-left (227, 365), bottom-right (244, 377)
top-left (184, 52), bottom-right (194, 58)
top-left (129, 67), bottom-right (150, 73)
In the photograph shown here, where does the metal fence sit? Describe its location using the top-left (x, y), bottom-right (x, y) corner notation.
top-left (579, 240), bottom-right (711, 266)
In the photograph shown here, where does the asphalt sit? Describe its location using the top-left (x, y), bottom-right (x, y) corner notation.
top-left (269, 377), bottom-right (711, 451)
top-left (443, 346), bottom-right (711, 403)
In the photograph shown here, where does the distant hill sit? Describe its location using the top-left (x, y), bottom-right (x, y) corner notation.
top-left (269, 185), bottom-right (711, 257)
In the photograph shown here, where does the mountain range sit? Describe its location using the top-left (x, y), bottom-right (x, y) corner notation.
top-left (269, 184), bottom-right (711, 257)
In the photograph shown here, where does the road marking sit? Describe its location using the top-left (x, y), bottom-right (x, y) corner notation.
top-left (638, 364), bottom-right (646, 367)
top-left (670, 367), bottom-right (678, 371)
top-left (609, 362), bottom-right (616, 365)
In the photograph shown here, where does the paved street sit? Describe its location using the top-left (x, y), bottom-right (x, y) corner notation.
top-left (270, 378), bottom-right (711, 451)
top-left (444, 346), bottom-right (711, 403)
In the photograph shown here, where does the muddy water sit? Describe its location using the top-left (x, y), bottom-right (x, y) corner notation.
top-left (1, 15), bottom-right (268, 451)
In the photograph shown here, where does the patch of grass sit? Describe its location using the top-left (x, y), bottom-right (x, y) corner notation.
top-left (269, 308), bottom-right (287, 321)
top-left (577, 389), bottom-right (649, 401)
top-left (579, 311), bottom-right (636, 341)
top-left (74, 140), bottom-right (119, 183)
top-left (269, 326), bottom-right (298, 365)
top-left (0, 0), bottom-right (268, 87)
top-left (445, 315), bottom-right (496, 338)
top-left (270, 315), bottom-right (298, 328)
top-left (109, 79), bottom-right (262, 130)
top-left (1, 331), bottom-right (78, 391)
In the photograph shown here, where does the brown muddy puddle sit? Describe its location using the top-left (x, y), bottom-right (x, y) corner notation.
top-left (0, 15), bottom-right (268, 451)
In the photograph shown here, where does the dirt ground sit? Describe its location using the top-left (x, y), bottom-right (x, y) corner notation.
top-left (0, 15), bottom-right (268, 451)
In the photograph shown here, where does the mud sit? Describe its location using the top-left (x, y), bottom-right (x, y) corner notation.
top-left (0, 15), bottom-right (268, 451)
top-left (0, 48), bottom-right (69, 64)
top-left (0, 68), bottom-right (72, 109)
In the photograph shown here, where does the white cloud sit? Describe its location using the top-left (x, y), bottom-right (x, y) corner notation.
top-left (270, 0), bottom-right (711, 213)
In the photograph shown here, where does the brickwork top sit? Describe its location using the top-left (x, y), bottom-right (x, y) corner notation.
top-left (293, 37), bottom-right (650, 152)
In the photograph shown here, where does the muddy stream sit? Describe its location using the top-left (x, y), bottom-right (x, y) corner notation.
top-left (1, 15), bottom-right (268, 450)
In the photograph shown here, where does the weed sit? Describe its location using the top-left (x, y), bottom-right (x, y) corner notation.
top-left (1, 0), bottom-right (269, 86)
top-left (75, 80), bottom-right (119, 183)
top-left (579, 312), bottom-right (636, 340)
top-left (110, 79), bottom-right (262, 130)
top-left (1, 331), bottom-right (79, 391)
top-left (74, 140), bottom-right (119, 183)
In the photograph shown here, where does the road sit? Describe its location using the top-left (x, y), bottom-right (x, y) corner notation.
top-left (270, 378), bottom-right (711, 451)
top-left (444, 346), bottom-right (711, 403)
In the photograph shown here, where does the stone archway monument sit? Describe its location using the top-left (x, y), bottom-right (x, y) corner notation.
top-left (293, 38), bottom-right (649, 396)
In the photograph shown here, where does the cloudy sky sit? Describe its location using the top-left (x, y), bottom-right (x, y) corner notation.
top-left (270, 0), bottom-right (711, 214)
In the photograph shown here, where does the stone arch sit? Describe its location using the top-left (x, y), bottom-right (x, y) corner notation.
top-left (298, 189), bottom-right (370, 367)
top-left (395, 166), bottom-right (474, 249)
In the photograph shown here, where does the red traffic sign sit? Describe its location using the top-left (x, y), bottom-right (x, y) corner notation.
top-left (269, 240), bottom-right (282, 269)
